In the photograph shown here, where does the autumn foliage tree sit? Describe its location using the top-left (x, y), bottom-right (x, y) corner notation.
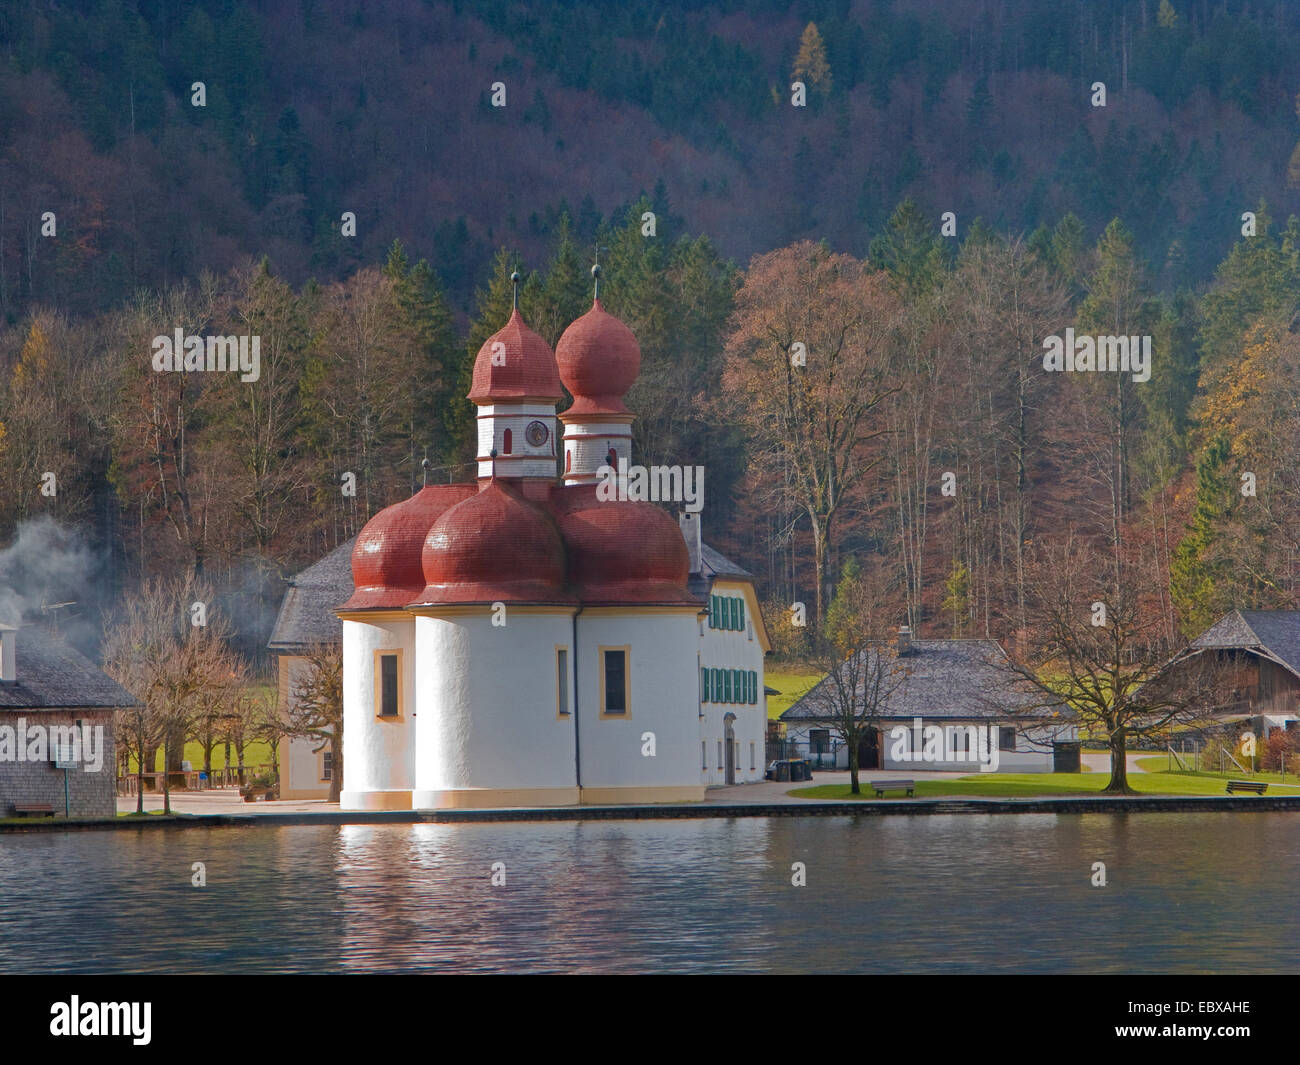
top-left (722, 241), bottom-right (901, 625)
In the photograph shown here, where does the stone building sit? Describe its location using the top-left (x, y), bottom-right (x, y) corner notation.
top-left (0, 623), bottom-right (134, 817)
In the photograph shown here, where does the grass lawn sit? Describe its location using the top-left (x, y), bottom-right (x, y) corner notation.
top-left (765, 670), bottom-right (823, 720)
top-left (789, 768), bottom-right (1275, 799)
top-left (125, 740), bottom-right (277, 774)
top-left (1134, 756), bottom-right (1300, 789)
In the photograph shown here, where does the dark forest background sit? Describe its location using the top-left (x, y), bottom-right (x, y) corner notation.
top-left (2, 0), bottom-right (1300, 663)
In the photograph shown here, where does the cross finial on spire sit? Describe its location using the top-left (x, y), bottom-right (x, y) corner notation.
top-left (591, 244), bottom-right (608, 300)
top-left (510, 270), bottom-right (521, 311)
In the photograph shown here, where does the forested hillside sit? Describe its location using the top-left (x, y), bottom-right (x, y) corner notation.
top-left (3, 0), bottom-right (1300, 317)
top-left (1, 0), bottom-right (1299, 662)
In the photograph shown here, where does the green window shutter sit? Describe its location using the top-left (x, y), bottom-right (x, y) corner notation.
top-left (712, 668), bottom-right (721, 702)
top-left (738, 598), bottom-right (746, 631)
top-left (711, 596), bottom-right (719, 629)
top-left (728, 598), bottom-right (738, 630)
top-left (724, 669), bottom-right (732, 703)
top-left (749, 670), bottom-right (757, 703)
top-left (701, 667), bottom-right (709, 703)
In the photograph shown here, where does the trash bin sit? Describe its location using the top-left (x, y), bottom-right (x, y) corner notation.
top-left (1053, 741), bottom-right (1082, 773)
top-left (774, 760), bottom-right (791, 782)
top-left (791, 760), bottom-right (808, 781)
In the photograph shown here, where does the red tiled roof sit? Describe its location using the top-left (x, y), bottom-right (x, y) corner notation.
top-left (555, 299), bottom-right (640, 417)
top-left (340, 485), bottom-right (477, 610)
top-left (468, 308), bottom-right (563, 404)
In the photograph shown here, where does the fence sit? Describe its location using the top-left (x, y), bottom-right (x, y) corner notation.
top-left (766, 738), bottom-right (844, 769)
top-left (116, 764), bottom-right (275, 796)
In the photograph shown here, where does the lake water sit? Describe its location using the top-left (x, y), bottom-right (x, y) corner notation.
top-left (0, 812), bottom-right (1289, 973)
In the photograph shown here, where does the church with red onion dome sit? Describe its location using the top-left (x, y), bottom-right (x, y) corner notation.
top-left (329, 269), bottom-right (770, 810)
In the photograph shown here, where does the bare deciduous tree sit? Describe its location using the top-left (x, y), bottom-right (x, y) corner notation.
top-left (287, 642), bottom-right (344, 803)
top-left (1000, 538), bottom-right (1228, 793)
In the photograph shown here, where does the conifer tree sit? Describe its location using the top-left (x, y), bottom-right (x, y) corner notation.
top-left (1170, 432), bottom-right (1235, 636)
top-left (792, 22), bottom-right (832, 96)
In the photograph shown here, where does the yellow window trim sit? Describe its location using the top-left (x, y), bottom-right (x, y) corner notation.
top-left (555, 644), bottom-right (571, 719)
top-left (373, 647), bottom-right (404, 721)
top-left (598, 644), bottom-right (631, 719)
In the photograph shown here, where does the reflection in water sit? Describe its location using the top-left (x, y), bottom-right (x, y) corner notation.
top-left (0, 813), bottom-right (1288, 973)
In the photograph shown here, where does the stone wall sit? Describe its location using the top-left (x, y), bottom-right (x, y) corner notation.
top-left (0, 709), bottom-right (117, 818)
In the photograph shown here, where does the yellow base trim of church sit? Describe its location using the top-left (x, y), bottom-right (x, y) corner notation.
top-left (580, 786), bottom-right (706, 804)
top-left (341, 790), bottom-right (413, 810)
top-left (412, 787), bottom-right (582, 809)
top-left (279, 785), bottom-right (332, 800)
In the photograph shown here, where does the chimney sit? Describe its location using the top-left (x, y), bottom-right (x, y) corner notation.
top-left (679, 512), bottom-right (702, 575)
top-left (0, 623), bottom-right (16, 682)
top-left (897, 624), bottom-right (912, 656)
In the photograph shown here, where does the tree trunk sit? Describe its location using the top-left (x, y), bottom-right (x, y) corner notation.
top-left (848, 735), bottom-right (860, 795)
top-left (1104, 732), bottom-right (1134, 794)
top-left (135, 737), bottom-right (144, 815)
top-left (162, 739), bottom-right (172, 815)
top-left (329, 735), bottom-right (342, 804)
top-left (810, 515), bottom-right (827, 630)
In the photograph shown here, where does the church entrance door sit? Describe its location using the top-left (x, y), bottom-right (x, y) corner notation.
top-left (724, 715), bottom-right (736, 785)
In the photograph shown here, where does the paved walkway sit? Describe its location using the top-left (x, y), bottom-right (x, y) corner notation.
top-left (117, 790), bottom-right (336, 816)
top-left (119, 763), bottom-right (1118, 816)
top-left (1081, 751), bottom-right (1150, 774)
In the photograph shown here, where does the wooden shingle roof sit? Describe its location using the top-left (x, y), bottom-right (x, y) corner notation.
top-left (781, 638), bottom-right (1058, 721)
top-left (267, 538), bottom-right (355, 653)
top-left (1190, 609), bottom-right (1300, 679)
top-left (0, 628), bottom-right (137, 710)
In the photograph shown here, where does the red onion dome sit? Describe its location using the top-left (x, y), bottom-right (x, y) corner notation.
top-left (555, 299), bottom-right (641, 417)
top-left (341, 485), bottom-right (477, 610)
top-left (468, 308), bottom-right (563, 404)
top-left (549, 484), bottom-right (697, 605)
top-left (415, 480), bottom-right (574, 606)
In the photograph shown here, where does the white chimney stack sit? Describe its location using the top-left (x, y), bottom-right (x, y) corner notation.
top-left (0, 623), bottom-right (16, 682)
top-left (897, 624), bottom-right (912, 656)
top-left (679, 512), bottom-right (702, 575)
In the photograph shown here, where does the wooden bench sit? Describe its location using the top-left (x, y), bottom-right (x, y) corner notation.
top-left (870, 779), bottom-right (915, 798)
top-left (12, 803), bottom-right (55, 817)
top-left (1226, 779), bottom-right (1268, 795)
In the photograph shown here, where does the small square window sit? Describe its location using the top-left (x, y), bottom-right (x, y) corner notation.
top-left (999, 726), bottom-right (1016, 752)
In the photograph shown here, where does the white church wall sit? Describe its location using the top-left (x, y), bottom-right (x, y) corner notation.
top-left (340, 616), bottom-right (417, 810)
top-left (276, 656), bottom-right (331, 799)
top-left (698, 579), bottom-right (767, 787)
top-left (575, 609), bottom-right (704, 801)
top-left (561, 419), bottom-right (632, 484)
top-left (476, 403), bottom-right (559, 480)
top-left (411, 609), bottom-right (579, 808)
